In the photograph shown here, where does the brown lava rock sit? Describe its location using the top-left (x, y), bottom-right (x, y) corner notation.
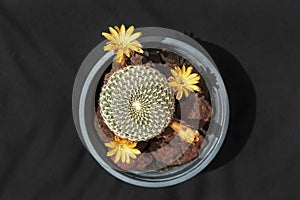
top-left (171, 134), bottom-right (206, 166)
top-left (180, 93), bottom-right (212, 122)
top-left (113, 153), bottom-right (154, 171)
top-left (103, 61), bottom-right (121, 85)
top-left (95, 106), bottom-right (114, 142)
top-left (150, 133), bottom-right (206, 167)
top-left (178, 93), bottom-right (212, 131)
top-left (147, 126), bottom-right (175, 152)
top-left (130, 52), bottom-right (145, 65)
top-left (159, 49), bottom-right (190, 67)
top-left (135, 153), bottom-right (154, 171)
top-left (189, 94), bottom-right (213, 122)
top-left (151, 140), bottom-right (182, 165)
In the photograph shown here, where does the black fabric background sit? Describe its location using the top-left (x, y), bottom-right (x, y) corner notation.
top-left (1, 0), bottom-right (299, 199)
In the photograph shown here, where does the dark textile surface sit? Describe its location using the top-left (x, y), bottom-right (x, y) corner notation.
top-left (1, 0), bottom-right (299, 199)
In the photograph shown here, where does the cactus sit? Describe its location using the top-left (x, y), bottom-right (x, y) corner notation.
top-left (99, 65), bottom-right (175, 141)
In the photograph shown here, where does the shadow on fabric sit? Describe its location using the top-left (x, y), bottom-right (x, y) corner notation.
top-left (191, 36), bottom-right (257, 171)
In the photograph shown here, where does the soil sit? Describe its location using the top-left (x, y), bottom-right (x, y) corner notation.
top-left (94, 48), bottom-right (213, 171)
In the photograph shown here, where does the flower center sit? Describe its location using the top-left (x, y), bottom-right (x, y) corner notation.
top-left (178, 77), bottom-right (186, 86)
top-left (132, 101), bottom-right (142, 111)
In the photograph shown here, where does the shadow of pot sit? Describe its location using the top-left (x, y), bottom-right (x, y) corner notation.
top-left (189, 37), bottom-right (257, 171)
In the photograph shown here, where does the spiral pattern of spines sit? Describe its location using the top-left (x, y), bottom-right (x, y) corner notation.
top-left (99, 65), bottom-right (175, 141)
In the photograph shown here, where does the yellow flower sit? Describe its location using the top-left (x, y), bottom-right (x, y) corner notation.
top-left (104, 136), bottom-right (141, 164)
top-left (168, 65), bottom-right (201, 100)
top-left (102, 24), bottom-right (144, 64)
top-left (170, 121), bottom-right (200, 143)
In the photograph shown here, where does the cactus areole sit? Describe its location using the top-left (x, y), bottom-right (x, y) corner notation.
top-left (99, 65), bottom-right (175, 141)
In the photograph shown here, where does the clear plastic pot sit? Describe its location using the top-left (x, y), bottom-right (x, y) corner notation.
top-left (72, 27), bottom-right (229, 187)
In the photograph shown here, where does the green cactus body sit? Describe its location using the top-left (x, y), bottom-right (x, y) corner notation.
top-left (99, 65), bottom-right (175, 141)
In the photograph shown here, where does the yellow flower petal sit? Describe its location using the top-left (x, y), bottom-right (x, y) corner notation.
top-left (170, 121), bottom-right (199, 143)
top-left (176, 90), bottom-right (183, 100)
top-left (114, 136), bottom-right (120, 141)
top-left (186, 73), bottom-right (200, 81)
top-left (183, 88), bottom-right (189, 97)
top-left (121, 150), bottom-right (126, 163)
top-left (103, 44), bottom-right (115, 51)
top-left (119, 24), bottom-right (126, 43)
top-left (125, 25), bottom-right (135, 40)
top-left (130, 149), bottom-right (141, 155)
top-left (170, 69), bottom-right (179, 78)
top-left (128, 153), bottom-right (137, 159)
top-left (109, 27), bottom-right (119, 40)
top-left (114, 149), bottom-right (121, 163)
top-left (116, 50), bottom-right (124, 63)
top-left (107, 148), bottom-right (117, 156)
top-left (125, 154), bottom-right (130, 164)
top-left (169, 121), bottom-right (180, 132)
top-left (127, 41), bottom-right (142, 48)
top-left (174, 66), bottom-right (181, 73)
top-left (168, 81), bottom-right (179, 87)
top-left (168, 76), bottom-right (175, 81)
top-left (128, 32), bottom-right (142, 42)
top-left (190, 85), bottom-right (201, 92)
top-left (120, 24), bottom-right (126, 34)
top-left (114, 25), bottom-right (120, 33)
top-left (134, 48), bottom-right (144, 54)
top-left (182, 65), bottom-right (186, 74)
top-left (105, 142), bottom-right (116, 148)
top-left (124, 49), bottom-right (131, 57)
top-left (126, 44), bottom-right (142, 53)
top-left (102, 32), bottom-right (113, 40)
top-left (185, 66), bottom-right (193, 76)
top-left (187, 77), bottom-right (200, 83)
top-left (127, 142), bottom-right (137, 148)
